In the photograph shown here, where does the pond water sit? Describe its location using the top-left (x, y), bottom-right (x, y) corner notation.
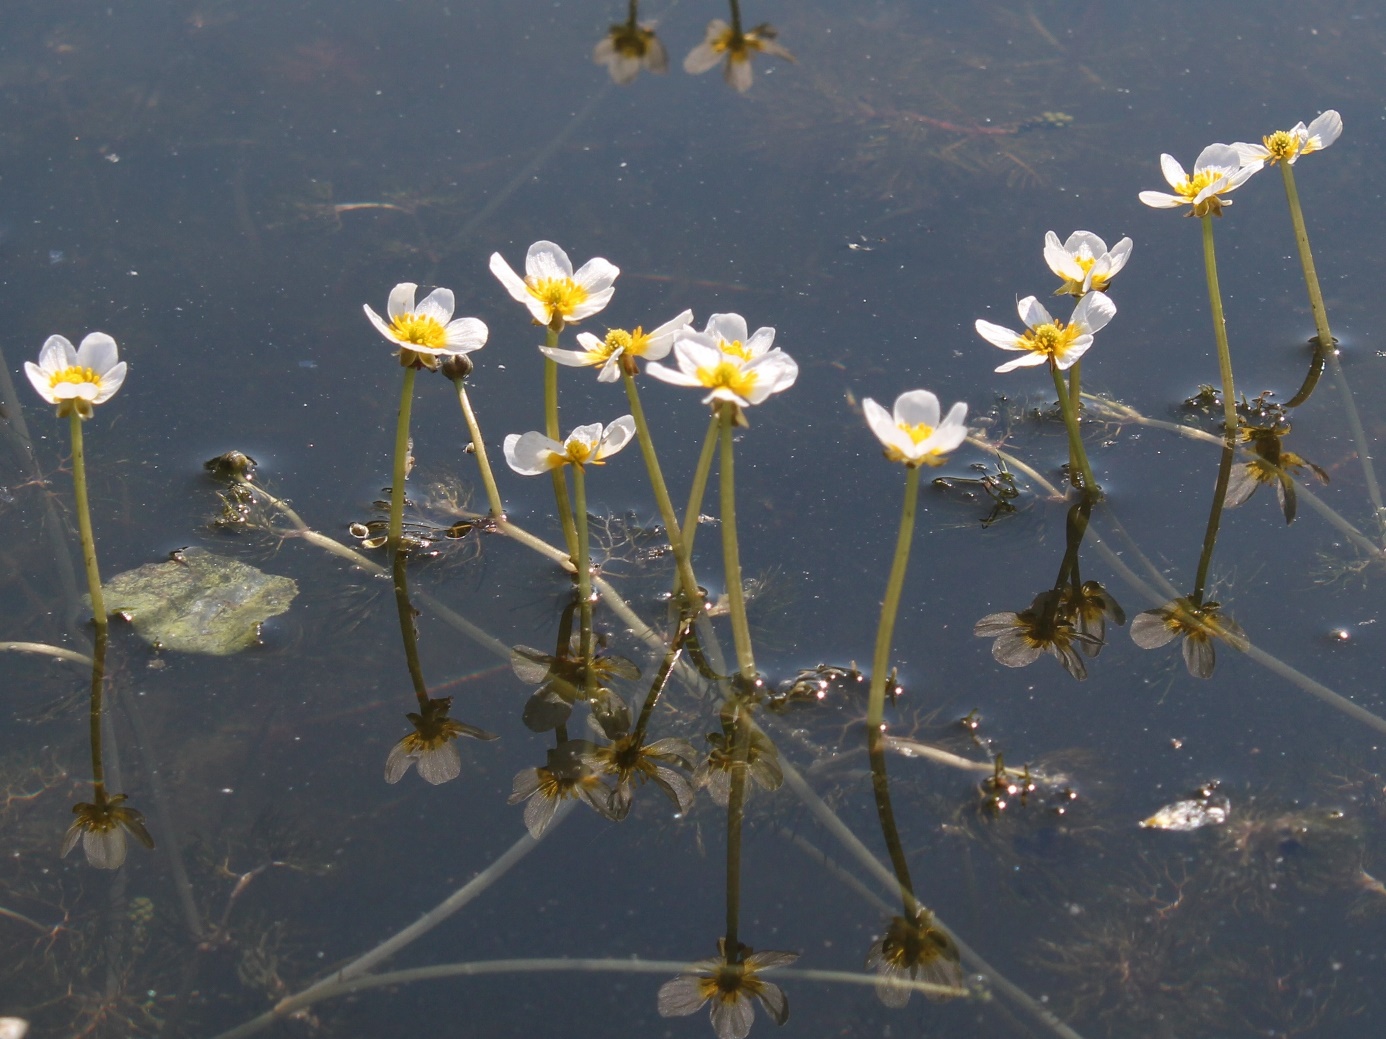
top-left (4, 1), bottom-right (1386, 1037)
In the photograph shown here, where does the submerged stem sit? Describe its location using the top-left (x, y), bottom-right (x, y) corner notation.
top-left (392, 552), bottom-right (431, 709)
top-left (88, 625), bottom-right (108, 797)
top-left (1191, 437), bottom-right (1236, 605)
top-left (572, 465), bottom-right (596, 701)
top-left (1200, 214), bottom-right (1239, 435)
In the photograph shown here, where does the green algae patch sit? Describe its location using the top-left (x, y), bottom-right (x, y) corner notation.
top-left (101, 547), bottom-right (297, 655)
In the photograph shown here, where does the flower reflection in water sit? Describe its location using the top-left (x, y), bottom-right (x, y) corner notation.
top-left (657, 938), bottom-right (797, 1039)
top-left (61, 792), bottom-right (154, 870)
top-left (1130, 597), bottom-right (1248, 680)
top-left (866, 908), bottom-right (965, 1007)
top-left (509, 740), bottom-right (618, 838)
top-left (974, 589), bottom-right (1100, 680)
top-left (585, 731), bottom-right (697, 818)
top-left (384, 696), bottom-right (497, 785)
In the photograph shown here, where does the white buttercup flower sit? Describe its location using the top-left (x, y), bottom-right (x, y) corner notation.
top-left (1043, 231), bottom-right (1133, 297)
top-left (25, 333), bottom-right (127, 419)
top-left (863, 390), bottom-right (969, 468)
top-left (503, 416), bottom-right (637, 475)
top-left (646, 336), bottom-right (798, 409)
top-left (1138, 143), bottom-right (1259, 218)
top-left (975, 292), bottom-right (1116, 373)
top-left (541, 309), bottom-right (693, 382)
top-left (1233, 110), bottom-right (1342, 168)
top-left (489, 240), bottom-right (619, 331)
top-left (363, 282), bottom-right (488, 369)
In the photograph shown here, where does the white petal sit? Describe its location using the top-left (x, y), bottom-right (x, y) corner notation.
top-left (84, 826), bottom-right (127, 870)
top-left (489, 253), bottom-right (532, 304)
top-left (384, 742), bottom-right (415, 784)
top-left (38, 334), bottom-right (77, 374)
top-left (596, 354), bottom-right (623, 382)
top-left (415, 287), bottom-right (455, 324)
top-left (743, 350), bottom-right (798, 402)
top-left (1052, 335), bottom-right (1092, 370)
top-left (363, 304), bottom-right (398, 343)
top-left (1138, 190), bottom-right (1185, 209)
top-left (644, 362), bottom-right (702, 388)
top-left (1222, 163), bottom-right (1260, 191)
top-left (572, 256), bottom-right (619, 295)
top-left (1230, 141), bottom-right (1269, 166)
top-left (995, 352), bottom-right (1048, 373)
top-left (1159, 153), bottom-right (1187, 190)
top-left (1305, 109), bottom-right (1342, 150)
top-left (526, 241), bottom-right (575, 281)
top-left (565, 422), bottom-right (605, 454)
top-left (75, 332), bottom-right (119, 374)
top-left (706, 312), bottom-right (749, 346)
top-left (725, 53), bottom-right (754, 93)
top-left (711, 995), bottom-right (754, 1039)
top-left (1017, 296), bottom-right (1052, 328)
top-left (658, 976), bottom-right (709, 1017)
top-left (1073, 291), bottom-right (1116, 334)
top-left (443, 317), bottom-right (488, 353)
top-left (1043, 231), bottom-right (1083, 281)
top-left (92, 362), bottom-right (127, 404)
top-left (893, 389), bottom-right (940, 429)
top-left (649, 308), bottom-right (695, 340)
top-left (416, 743), bottom-right (462, 785)
top-left (862, 398), bottom-right (897, 450)
top-left (386, 282), bottom-right (418, 320)
top-left (24, 362), bottom-right (54, 403)
top-left (1103, 237), bottom-right (1133, 278)
top-left (596, 415), bottom-right (637, 459)
top-left (743, 326), bottom-right (777, 357)
top-left (504, 431), bottom-right (565, 475)
top-left (1131, 610), bottom-right (1179, 649)
top-left (974, 319), bottom-right (1022, 351)
top-left (1194, 143), bottom-right (1242, 172)
top-left (1064, 230), bottom-right (1107, 256)
top-left (540, 345), bottom-right (599, 368)
top-left (568, 285), bottom-right (616, 321)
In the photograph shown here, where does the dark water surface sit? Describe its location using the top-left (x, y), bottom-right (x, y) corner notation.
top-left (4, 1), bottom-right (1386, 1037)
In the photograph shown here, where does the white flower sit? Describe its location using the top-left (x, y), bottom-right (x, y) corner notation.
top-left (863, 390), bottom-right (968, 468)
top-left (541, 309), bottom-right (693, 382)
top-left (1043, 231), bottom-right (1133, 297)
top-left (25, 333), bottom-right (127, 419)
top-left (594, 20), bottom-right (668, 85)
top-left (974, 292), bottom-right (1116, 373)
top-left (678, 312), bottom-right (778, 362)
top-left (646, 336), bottom-right (798, 409)
top-left (684, 18), bottom-right (793, 93)
top-left (1233, 110), bottom-right (1342, 168)
top-left (503, 416), bottom-right (637, 475)
top-left (363, 283), bottom-right (488, 369)
top-left (1138, 144), bottom-right (1259, 217)
top-left (489, 241), bottom-right (619, 331)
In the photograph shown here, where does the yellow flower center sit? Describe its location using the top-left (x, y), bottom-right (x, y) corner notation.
top-left (719, 338), bottom-right (752, 361)
top-left (1178, 169), bottom-right (1225, 201)
top-left (1263, 129), bottom-right (1297, 163)
top-left (1020, 321), bottom-right (1082, 361)
top-left (528, 277), bottom-right (589, 320)
top-left (899, 421), bottom-right (936, 445)
top-left (49, 365), bottom-right (102, 390)
top-left (695, 359), bottom-right (758, 399)
top-left (388, 312), bottom-right (447, 350)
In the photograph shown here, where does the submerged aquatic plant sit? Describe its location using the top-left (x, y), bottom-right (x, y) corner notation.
top-left (866, 908), bottom-right (964, 1007)
top-left (657, 938), bottom-right (797, 1039)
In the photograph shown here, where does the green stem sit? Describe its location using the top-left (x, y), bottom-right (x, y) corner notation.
top-left (452, 381), bottom-right (504, 519)
top-left (718, 408), bottom-right (756, 680)
top-left (1282, 161), bottom-right (1386, 538)
top-left (543, 331), bottom-right (580, 560)
top-left (681, 414), bottom-right (720, 564)
top-left (1049, 361), bottom-right (1098, 493)
top-left (728, 0), bottom-right (743, 35)
top-left (631, 618), bottom-right (690, 744)
top-left (69, 409), bottom-right (107, 628)
top-left (1280, 162), bottom-right (1333, 349)
top-left (572, 465), bottom-right (595, 700)
top-left (1066, 359), bottom-right (1082, 475)
top-left (866, 466), bottom-right (920, 735)
top-left (389, 367), bottom-right (418, 555)
top-left (1191, 437), bottom-right (1236, 604)
top-left (623, 372), bottom-right (701, 606)
top-left (1200, 214), bottom-right (1239, 436)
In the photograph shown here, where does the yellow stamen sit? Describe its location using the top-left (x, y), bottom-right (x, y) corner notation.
top-left (388, 313), bottom-right (447, 350)
top-left (719, 338), bottom-right (752, 361)
top-left (899, 421), bottom-right (936, 445)
top-left (598, 328), bottom-right (633, 362)
top-left (1019, 321), bottom-right (1082, 361)
top-left (696, 359), bottom-right (758, 400)
top-left (49, 365), bottom-right (102, 390)
top-left (1262, 129), bottom-right (1298, 164)
top-left (528, 278), bottom-right (589, 321)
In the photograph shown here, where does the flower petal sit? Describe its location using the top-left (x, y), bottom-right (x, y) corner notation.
top-left (489, 253), bottom-right (531, 304)
top-left (893, 389), bottom-right (941, 430)
top-left (596, 415), bottom-right (637, 459)
top-left (443, 317), bottom-right (488, 353)
top-left (1138, 191), bottom-right (1186, 209)
top-left (1159, 153), bottom-right (1187, 190)
top-left (995, 352), bottom-right (1048, 373)
top-left (386, 282), bottom-right (418, 320)
top-left (974, 319), bottom-right (1022, 351)
top-left (1016, 295), bottom-right (1052, 328)
top-left (525, 240), bottom-right (575, 281)
top-left (415, 288), bottom-right (455, 325)
top-left (75, 332), bottom-right (119, 374)
top-left (1073, 291), bottom-right (1116, 334)
top-left (504, 431), bottom-right (565, 475)
top-left (658, 975), bottom-right (710, 1017)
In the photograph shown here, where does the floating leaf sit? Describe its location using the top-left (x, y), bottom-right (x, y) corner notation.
top-left (99, 547), bottom-right (297, 655)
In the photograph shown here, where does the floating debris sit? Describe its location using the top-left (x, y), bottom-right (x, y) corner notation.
top-left (1139, 794), bottom-right (1230, 831)
top-left (100, 547), bottom-right (297, 655)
